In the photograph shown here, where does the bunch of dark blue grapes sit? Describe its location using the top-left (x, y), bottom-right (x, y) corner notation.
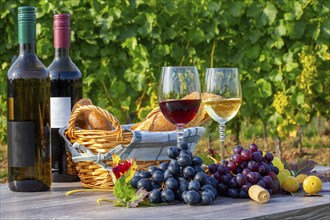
top-left (130, 142), bottom-right (218, 206)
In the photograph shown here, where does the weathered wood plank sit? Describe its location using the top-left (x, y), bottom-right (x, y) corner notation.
top-left (251, 204), bottom-right (330, 220)
top-left (1, 182), bottom-right (329, 220)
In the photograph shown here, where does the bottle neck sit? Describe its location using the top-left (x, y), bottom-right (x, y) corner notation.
top-left (54, 29), bottom-right (70, 48)
top-left (19, 43), bottom-right (36, 55)
top-left (55, 48), bottom-right (70, 58)
top-left (18, 17), bottom-right (36, 55)
top-left (18, 21), bottom-right (36, 44)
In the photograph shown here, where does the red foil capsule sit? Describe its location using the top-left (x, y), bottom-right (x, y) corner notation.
top-left (54, 14), bottom-right (70, 48)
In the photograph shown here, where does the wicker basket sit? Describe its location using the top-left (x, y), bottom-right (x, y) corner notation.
top-left (62, 105), bottom-right (164, 189)
top-left (62, 104), bottom-right (205, 190)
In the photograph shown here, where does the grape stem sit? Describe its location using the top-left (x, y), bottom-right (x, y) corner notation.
top-left (252, 136), bottom-right (261, 144)
top-left (66, 189), bottom-right (112, 196)
top-left (219, 123), bottom-right (226, 161)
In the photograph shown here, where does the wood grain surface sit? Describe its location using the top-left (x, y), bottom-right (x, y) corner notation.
top-left (1, 166), bottom-right (329, 220)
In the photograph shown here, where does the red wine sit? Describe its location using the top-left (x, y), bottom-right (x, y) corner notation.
top-left (7, 6), bottom-right (51, 192)
top-left (159, 99), bottom-right (201, 125)
top-left (48, 14), bottom-right (82, 182)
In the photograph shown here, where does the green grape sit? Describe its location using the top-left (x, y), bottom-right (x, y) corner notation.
top-left (297, 47), bottom-right (316, 95)
top-left (272, 157), bottom-right (284, 172)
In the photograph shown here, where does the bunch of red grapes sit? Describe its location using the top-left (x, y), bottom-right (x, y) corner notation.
top-left (208, 143), bottom-right (280, 198)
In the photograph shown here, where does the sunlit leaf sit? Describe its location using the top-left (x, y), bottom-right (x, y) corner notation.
top-left (274, 20), bottom-right (287, 38)
top-left (260, 2), bottom-right (277, 26)
top-left (256, 79), bottom-right (272, 98)
top-left (293, 2), bottom-right (303, 19)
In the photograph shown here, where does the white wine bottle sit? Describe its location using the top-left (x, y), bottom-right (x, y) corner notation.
top-left (7, 6), bottom-right (51, 192)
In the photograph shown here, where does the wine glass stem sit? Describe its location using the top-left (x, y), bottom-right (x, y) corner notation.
top-left (219, 123), bottom-right (226, 161)
top-left (177, 125), bottom-right (184, 147)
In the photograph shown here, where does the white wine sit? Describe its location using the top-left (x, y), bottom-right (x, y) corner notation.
top-left (203, 98), bottom-right (242, 124)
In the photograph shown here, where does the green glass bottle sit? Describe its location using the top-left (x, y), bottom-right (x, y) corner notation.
top-left (7, 6), bottom-right (51, 192)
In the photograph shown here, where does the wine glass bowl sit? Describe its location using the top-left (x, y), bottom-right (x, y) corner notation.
top-left (159, 66), bottom-right (201, 147)
top-left (159, 98), bottom-right (201, 126)
top-left (203, 68), bottom-right (242, 160)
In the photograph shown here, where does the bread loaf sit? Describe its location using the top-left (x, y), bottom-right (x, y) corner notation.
top-left (71, 98), bottom-right (93, 129)
top-left (87, 111), bottom-right (113, 130)
top-left (71, 98), bottom-right (113, 131)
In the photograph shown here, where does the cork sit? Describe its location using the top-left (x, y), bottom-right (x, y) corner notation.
top-left (248, 185), bottom-right (270, 204)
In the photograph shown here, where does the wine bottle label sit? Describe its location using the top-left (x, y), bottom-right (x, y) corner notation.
top-left (8, 121), bottom-right (35, 167)
top-left (50, 97), bottom-right (71, 128)
top-left (8, 98), bottom-right (14, 120)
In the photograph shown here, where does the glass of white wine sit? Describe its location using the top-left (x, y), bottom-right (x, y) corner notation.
top-left (203, 68), bottom-right (242, 161)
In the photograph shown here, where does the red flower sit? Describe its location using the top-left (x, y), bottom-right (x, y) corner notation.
top-left (112, 161), bottom-right (132, 179)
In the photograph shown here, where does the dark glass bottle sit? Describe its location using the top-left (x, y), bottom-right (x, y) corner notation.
top-left (7, 6), bottom-right (51, 192)
top-left (48, 14), bottom-right (82, 182)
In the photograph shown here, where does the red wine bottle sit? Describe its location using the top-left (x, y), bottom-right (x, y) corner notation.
top-left (48, 14), bottom-right (82, 182)
top-left (7, 6), bottom-right (51, 192)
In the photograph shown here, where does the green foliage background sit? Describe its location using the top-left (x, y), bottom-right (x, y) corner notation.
top-left (0, 0), bottom-right (329, 145)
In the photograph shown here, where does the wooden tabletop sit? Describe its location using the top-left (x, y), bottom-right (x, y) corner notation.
top-left (1, 168), bottom-right (330, 220)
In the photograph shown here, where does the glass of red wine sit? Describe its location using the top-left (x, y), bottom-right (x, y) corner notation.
top-left (159, 66), bottom-right (201, 147)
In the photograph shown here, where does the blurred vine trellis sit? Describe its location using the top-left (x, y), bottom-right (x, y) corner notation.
top-left (0, 0), bottom-right (329, 146)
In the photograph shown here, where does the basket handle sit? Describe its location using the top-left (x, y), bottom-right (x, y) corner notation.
top-left (67, 105), bottom-right (123, 140)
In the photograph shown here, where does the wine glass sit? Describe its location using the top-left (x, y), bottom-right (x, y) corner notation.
top-left (203, 68), bottom-right (242, 161)
top-left (159, 66), bottom-right (201, 147)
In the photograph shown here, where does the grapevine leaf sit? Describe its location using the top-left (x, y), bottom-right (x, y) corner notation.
top-left (292, 20), bottom-right (306, 39)
top-left (188, 28), bottom-right (205, 44)
top-left (258, 2), bottom-right (277, 27)
top-left (246, 44), bottom-right (261, 59)
top-left (121, 37), bottom-right (138, 50)
top-left (208, 1), bottom-right (221, 13)
top-left (249, 29), bottom-right (263, 44)
top-left (293, 2), bottom-right (303, 20)
top-left (273, 38), bottom-right (284, 49)
top-left (229, 1), bottom-right (245, 17)
top-left (295, 93), bottom-right (304, 105)
top-left (80, 43), bottom-right (98, 57)
top-left (256, 79), bottom-right (272, 98)
top-left (113, 176), bottom-right (126, 199)
top-left (285, 159), bottom-right (317, 176)
top-left (312, 82), bottom-right (323, 93)
top-left (128, 188), bottom-right (149, 208)
top-left (274, 20), bottom-right (287, 38)
top-left (284, 62), bottom-right (299, 72)
top-left (247, 3), bottom-right (261, 18)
